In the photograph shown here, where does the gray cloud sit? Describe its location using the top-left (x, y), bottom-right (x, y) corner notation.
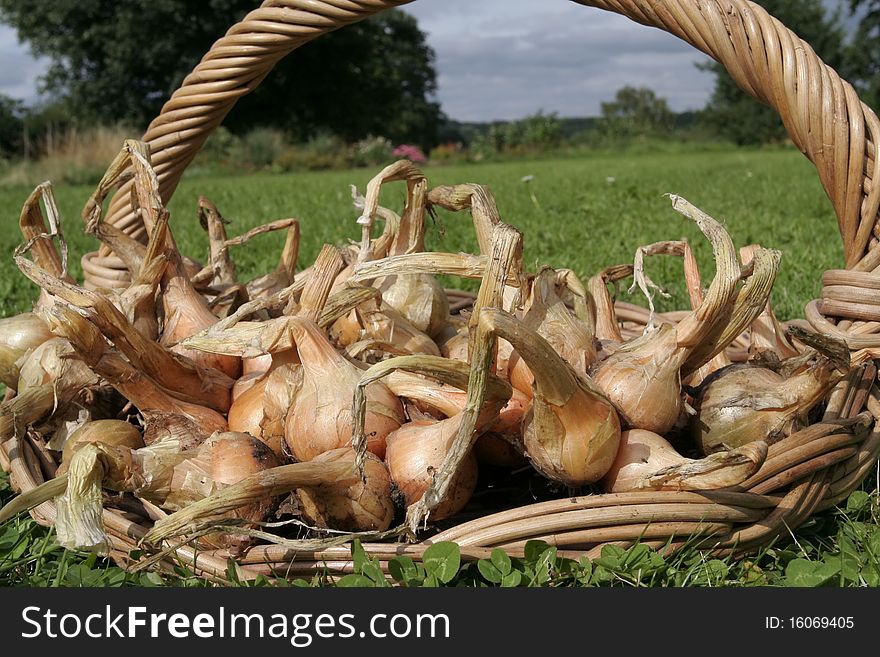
top-left (0, 24), bottom-right (48, 102)
top-left (403, 0), bottom-right (715, 121)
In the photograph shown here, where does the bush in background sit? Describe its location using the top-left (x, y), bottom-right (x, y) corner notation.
top-left (391, 143), bottom-right (427, 163)
top-left (235, 128), bottom-right (287, 169)
top-left (351, 135), bottom-right (393, 168)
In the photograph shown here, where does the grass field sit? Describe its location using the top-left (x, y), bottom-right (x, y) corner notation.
top-left (0, 146), bottom-right (846, 320)
top-left (0, 146), bottom-right (878, 587)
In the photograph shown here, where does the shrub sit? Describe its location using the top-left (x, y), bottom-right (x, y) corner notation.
top-left (276, 133), bottom-right (349, 172)
top-left (235, 128), bottom-right (288, 169)
top-left (428, 142), bottom-right (465, 163)
top-left (391, 143), bottom-right (427, 163)
top-left (350, 135), bottom-right (393, 168)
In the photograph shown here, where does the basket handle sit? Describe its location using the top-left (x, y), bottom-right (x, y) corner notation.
top-left (102, 0), bottom-right (880, 271)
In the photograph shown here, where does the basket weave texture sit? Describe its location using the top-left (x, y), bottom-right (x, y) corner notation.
top-left (4, 0), bottom-right (880, 581)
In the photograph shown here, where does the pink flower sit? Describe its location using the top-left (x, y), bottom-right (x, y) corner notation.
top-left (392, 143), bottom-right (427, 163)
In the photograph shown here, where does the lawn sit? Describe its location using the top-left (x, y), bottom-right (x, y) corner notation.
top-left (0, 146), bottom-right (878, 587)
top-left (0, 146), bottom-right (846, 320)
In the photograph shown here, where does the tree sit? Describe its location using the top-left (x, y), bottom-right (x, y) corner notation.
top-left (0, 95), bottom-right (25, 159)
top-left (846, 1), bottom-right (880, 110)
top-left (0, 1), bottom-right (443, 147)
top-left (700, 0), bottom-right (849, 145)
top-left (599, 86), bottom-right (674, 138)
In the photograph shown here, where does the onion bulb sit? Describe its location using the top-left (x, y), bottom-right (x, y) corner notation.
top-left (692, 356), bottom-right (844, 454)
top-left (385, 368), bottom-right (527, 468)
top-left (352, 354), bottom-right (512, 518)
top-left (356, 302), bottom-right (441, 356)
top-left (159, 240), bottom-right (242, 380)
top-left (59, 419), bottom-right (144, 472)
top-left (601, 429), bottom-right (767, 492)
top-left (228, 363), bottom-right (303, 459)
top-left (385, 417), bottom-right (481, 520)
top-left (284, 317), bottom-right (403, 461)
top-left (479, 308), bottom-right (621, 487)
top-left (593, 196), bottom-right (763, 434)
top-left (293, 447), bottom-right (395, 532)
top-left (592, 322), bottom-right (685, 435)
top-left (0, 312), bottom-right (53, 389)
top-left (143, 447), bottom-right (395, 548)
top-left (508, 267), bottom-right (597, 396)
top-left (167, 431), bottom-right (280, 552)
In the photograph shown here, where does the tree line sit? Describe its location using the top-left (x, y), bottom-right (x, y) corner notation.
top-left (1, 0), bottom-right (879, 161)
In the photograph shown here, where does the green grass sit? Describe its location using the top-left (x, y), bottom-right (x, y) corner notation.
top-left (0, 146), bottom-right (844, 320)
top-left (0, 146), bottom-right (877, 587)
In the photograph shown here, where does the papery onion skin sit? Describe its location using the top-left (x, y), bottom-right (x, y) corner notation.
top-left (593, 323), bottom-right (683, 435)
top-left (283, 318), bottom-right (403, 462)
top-left (523, 383), bottom-right (621, 487)
top-left (17, 337), bottom-right (79, 391)
top-left (384, 418), bottom-right (479, 521)
top-left (294, 448), bottom-right (395, 532)
top-left (196, 432), bottom-right (281, 552)
top-left (691, 361), bottom-right (838, 455)
top-left (0, 312), bottom-right (53, 389)
top-left (58, 420), bottom-right (145, 475)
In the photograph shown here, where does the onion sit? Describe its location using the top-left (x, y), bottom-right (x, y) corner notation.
top-left (592, 323), bottom-right (685, 435)
top-left (692, 356), bottom-right (844, 454)
top-left (293, 448), bottom-right (395, 532)
top-left (60, 419), bottom-right (144, 470)
top-left (601, 429), bottom-right (767, 492)
top-left (143, 447), bottom-right (395, 548)
top-left (228, 363), bottom-right (303, 459)
top-left (479, 308), bottom-right (621, 487)
top-left (593, 196), bottom-right (779, 434)
top-left (154, 212), bottom-right (241, 380)
top-left (352, 354), bottom-right (512, 519)
top-left (356, 302), bottom-right (441, 356)
top-left (358, 160), bottom-right (450, 338)
top-left (440, 328), bottom-right (469, 362)
top-left (385, 418), bottom-right (480, 520)
top-left (284, 317), bottom-right (403, 461)
top-left (380, 275), bottom-right (450, 339)
top-left (476, 389), bottom-right (529, 467)
top-left (17, 337), bottom-right (92, 392)
top-left (0, 312), bottom-right (53, 389)
top-left (19, 439), bottom-right (190, 552)
top-left (165, 431), bottom-right (281, 552)
top-left (385, 368), bottom-right (527, 467)
top-left (508, 267), bottom-right (597, 396)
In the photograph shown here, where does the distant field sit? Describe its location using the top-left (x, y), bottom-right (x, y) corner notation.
top-left (0, 147), bottom-right (844, 320)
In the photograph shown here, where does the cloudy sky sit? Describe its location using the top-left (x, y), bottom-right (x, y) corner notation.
top-left (0, 0), bottom-right (853, 122)
top-left (403, 0), bottom-right (716, 121)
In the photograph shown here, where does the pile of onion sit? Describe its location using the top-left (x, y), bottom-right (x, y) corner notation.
top-left (0, 144), bottom-right (843, 563)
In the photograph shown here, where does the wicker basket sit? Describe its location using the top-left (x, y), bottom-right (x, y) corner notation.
top-left (5, 0), bottom-right (880, 582)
